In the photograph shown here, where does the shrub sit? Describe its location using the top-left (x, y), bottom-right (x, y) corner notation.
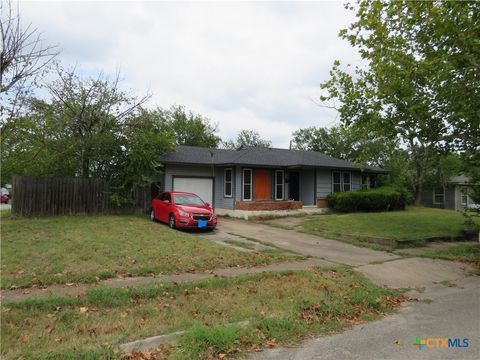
top-left (327, 187), bottom-right (408, 212)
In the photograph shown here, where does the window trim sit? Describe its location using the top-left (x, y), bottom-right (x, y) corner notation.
top-left (332, 171), bottom-right (352, 193)
top-left (361, 174), bottom-right (370, 190)
top-left (433, 187), bottom-right (445, 205)
top-left (342, 172), bottom-right (351, 192)
top-left (242, 168), bottom-right (252, 201)
top-left (460, 187), bottom-right (469, 206)
top-left (224, 168), bottom-right (233, 198)
top-left (275, 170), bottom-right (285, 200)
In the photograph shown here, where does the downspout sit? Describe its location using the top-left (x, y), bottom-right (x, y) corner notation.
top-left (209, 150), bottom-right (215, 209)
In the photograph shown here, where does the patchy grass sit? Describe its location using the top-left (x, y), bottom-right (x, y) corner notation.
top-left (227, 232), bottom-right (307, 256)
top-left (1, 267), bottom-right (409, 359)
top-left (223, 239), bottom-right (257, 250)
top-left (301, 207), bottom-right (478, 249)
top-left (398, 243), bottom-right (480, 267)
top-left (0, 215), bottom-right (292, 289)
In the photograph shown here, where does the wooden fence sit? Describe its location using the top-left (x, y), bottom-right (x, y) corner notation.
top-left (11, 176), bottom-right (152, 217)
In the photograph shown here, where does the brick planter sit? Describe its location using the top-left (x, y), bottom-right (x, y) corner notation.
top-left (235, 200), bottom-right (303, 211)
top-left (316, 197), bottom-right (329, 208)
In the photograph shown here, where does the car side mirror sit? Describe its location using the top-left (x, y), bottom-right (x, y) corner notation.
top-left (205, 202), bottom-right (211, 207)
top-left (163, 200), bottom-right (170, 204)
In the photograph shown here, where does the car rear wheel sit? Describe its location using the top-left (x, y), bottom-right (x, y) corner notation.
top-left (169, 214), bottom-right (176, 229)
top-left (150, 209), bottom-right (155, 221)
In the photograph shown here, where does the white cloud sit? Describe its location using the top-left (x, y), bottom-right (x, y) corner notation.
top-left (18, 0), bottom-right (359, 147)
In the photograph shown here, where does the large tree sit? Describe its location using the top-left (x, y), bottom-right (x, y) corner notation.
top-left (291, 125), bottom-right (397, 168)
top-left (0, 66), bottom-right (170, 197)
top-left (150, 105), bottom-right (221, 148)
top-left (223, 129), bottom-right (272, 149)
top-left (320, 0), bottom-right (480, 204)
top-left (1, 0), bottom-right (59, 122)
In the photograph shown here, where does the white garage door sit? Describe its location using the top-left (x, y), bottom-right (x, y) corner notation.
top-left (173, 177), bottom-right (213, 205)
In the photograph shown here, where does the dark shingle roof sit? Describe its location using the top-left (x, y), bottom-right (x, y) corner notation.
top-left (161, 145), bottom-right (386, 173)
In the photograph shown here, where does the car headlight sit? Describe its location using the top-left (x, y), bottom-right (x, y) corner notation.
top-left (178, 210), bottom-right (190, 218)
top-left (212, 212), bottom-right (217, 218)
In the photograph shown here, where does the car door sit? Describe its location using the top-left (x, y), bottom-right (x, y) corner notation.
top-left (152, 193), bottom-right (164, 221)
top-left (157, 192), bottom-right (171, 223)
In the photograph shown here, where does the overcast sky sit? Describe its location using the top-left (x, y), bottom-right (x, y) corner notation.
top-left (19, 0), bottom-right (360, 147)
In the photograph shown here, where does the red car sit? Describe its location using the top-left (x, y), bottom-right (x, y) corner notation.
top-left (151, 191), bottom-right (217, 230)
top-left (0, 194), bottom-right (9, 204)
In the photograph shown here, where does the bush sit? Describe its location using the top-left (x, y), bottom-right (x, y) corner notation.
top-left (327, 187), bottom-right (408, 212)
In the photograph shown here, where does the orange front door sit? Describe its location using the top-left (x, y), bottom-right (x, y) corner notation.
top-left (254, 169), bottom-right (271, 200)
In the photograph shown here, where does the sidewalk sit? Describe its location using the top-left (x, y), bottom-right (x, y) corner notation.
top-left (1, 258), bottom-right (333, 303)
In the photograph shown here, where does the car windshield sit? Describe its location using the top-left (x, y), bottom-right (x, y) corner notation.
top-left (173, 194), bottom-right (205, 206)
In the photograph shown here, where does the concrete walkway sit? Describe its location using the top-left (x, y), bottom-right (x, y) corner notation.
top-left (1, 258), bottom-right (332, 303)
top-left (215, 218), bottom-right (474, 289)
top-left (251, 275), bottom-right (480, 360)
top-left (216, 218), bottom-right (399, 266)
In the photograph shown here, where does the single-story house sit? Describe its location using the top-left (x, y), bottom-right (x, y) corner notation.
top-left (158, 145), bottom-right (386, 213)
top-left (420, 175), bottom-right (479, 211)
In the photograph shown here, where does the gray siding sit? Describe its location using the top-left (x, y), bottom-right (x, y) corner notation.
top-left (316, 169), bottom-right (332, 197)
top-left (419, 185), bottom-right (456, 210)
top-left (214, 167), bottom-right (235, 210)
top-left (234, 166), bottom-right (243, 204)
top-left (352, 172), bottom-right (361, 191)
top-left (316, 169), bottom-right (368, 199)
top-left (299, 168), bottom-right (315, 205)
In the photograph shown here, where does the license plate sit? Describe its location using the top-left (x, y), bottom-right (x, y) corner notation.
top-left (198, 220), bottom-right (207, 228)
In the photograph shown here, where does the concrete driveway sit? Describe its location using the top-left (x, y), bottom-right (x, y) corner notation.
top-left (215, 218), bottom-right (472, 288)
top-left (251, 275), bottom-right (479, 360)
top-left (216, 218), bottom-right (399, 266)
top-left (212, 217), bottom-right (479, 360)
top-left (0, 203), bottom-right (11, 211)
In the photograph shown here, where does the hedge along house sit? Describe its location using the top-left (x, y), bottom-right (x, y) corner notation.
top-left (159, 145), bottom-right (386, 215)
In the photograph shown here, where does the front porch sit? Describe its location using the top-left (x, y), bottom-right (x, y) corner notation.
top-left (235, 200), bottom-right (303, 211)
top-left (216, 205), bottom-right (329, 220)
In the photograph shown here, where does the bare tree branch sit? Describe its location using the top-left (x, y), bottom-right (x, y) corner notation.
top-left (0, 0), bottom-right (59, 93)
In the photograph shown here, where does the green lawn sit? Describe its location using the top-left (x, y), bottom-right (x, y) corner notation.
top-left (302, 206), bottom-right (478, 247)
top-left (1, 267), bottom-right (407, 359)
top-left (0, 213), bottom-right (292, 289)
top-left (398, 244), bottom-right (480, 266)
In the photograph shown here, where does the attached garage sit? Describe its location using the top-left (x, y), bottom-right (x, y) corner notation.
top-left (173, 177), bottom-right (213, 205)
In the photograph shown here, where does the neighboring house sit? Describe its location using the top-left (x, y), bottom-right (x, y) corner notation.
top-left (159, 145), bottom-right (385, 213)
top-left (420, 175), bottom-right (479, 211)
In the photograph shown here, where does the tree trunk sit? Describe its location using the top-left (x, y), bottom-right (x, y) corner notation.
top-left (414, 155), bottom-right (428, 205)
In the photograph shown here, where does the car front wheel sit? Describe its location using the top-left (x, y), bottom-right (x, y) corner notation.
top-left (169, 214), bottom-right (176, 229)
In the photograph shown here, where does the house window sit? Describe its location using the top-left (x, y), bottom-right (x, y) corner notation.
top-left (433, 188), bottom-right (445, 204)
top-left (332, 171), bottom-right (352, 193)
top-left (361, 174), bottom-right (369, 189)
top-left (243, 168), bottom-right (252, 201)
top-left (361, 174), bottom-right (377, 189)
top-left (333, 172), bottom-right (342, 192)
top-left (343, 173), bottom-right (351, 191)
top-left (461, 188), bottom-right (469, 207)
top-left (275, 170), bottom-right (284, 200)
top-left (224, 168), bottom-right (232, 198)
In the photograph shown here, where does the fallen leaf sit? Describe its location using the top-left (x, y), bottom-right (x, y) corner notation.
top-left (65, 282), bottom-right (75, 287)
top-left (45, 325), bottom-right (54, 334)
top-left (79, 307), bottom-right (88, 314)
top-left (20, 334), bottom-right (29, 343)
top-left (266, 338), bottom-right (277, 347)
